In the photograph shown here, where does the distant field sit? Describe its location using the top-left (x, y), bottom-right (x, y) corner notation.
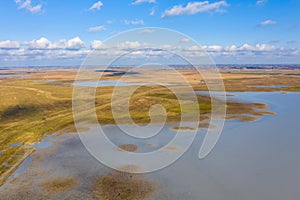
top-left (0, 67), bottom-right (300, 185)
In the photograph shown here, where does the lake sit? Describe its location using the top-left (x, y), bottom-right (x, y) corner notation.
top-left (1, 91), bottom-right (300, 200)
top-left (73, 80), bottom-right (152, 87)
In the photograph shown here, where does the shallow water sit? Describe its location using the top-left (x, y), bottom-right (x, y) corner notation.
top-left (32, 79), bottom-right (56, 83)
top-left (73, 80), bottom-right (151, 87)
top-left (1, 92), bottom-right (300, 200)
top-left (9, 142), bottom-right (20, 147)
top-left (0, 74), bottom-right (26, 79)
top-left (150, 92), bottom-right (300, 199)
top-left (247, 85), bottom-right (284, 89)
top-left (34, 135), bottom-right (53, 149)
top-left (7, 157), bottom-right (32, 181)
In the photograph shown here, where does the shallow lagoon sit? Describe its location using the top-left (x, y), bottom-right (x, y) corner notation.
top-left (0, 74), bottom-right (26, 79)
top-left (1, 92), bottom-right (300, 199)
top-left (247, 85), bottom-right (284, 89)
top-left (73, 80), bottom-right (151, 87)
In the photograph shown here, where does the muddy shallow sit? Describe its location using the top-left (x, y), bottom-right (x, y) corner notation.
top-left (1, 92), bottom-right (300, 200)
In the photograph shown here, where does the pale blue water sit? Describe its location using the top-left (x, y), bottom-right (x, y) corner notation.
top-left (150, 92), bottom-right (300, 200)
top-left (6, 157), bottom-right (32, 182)
top-left (34, 135), bottom-right (53, 149)
top-left (9, 142), bottom-right (20, 147)
top-left (247, 85), bottom-right (284, 89)
top-left (0, 75), bottom-right (25, 79)
top-left (32, 79), bottom-right (56, 83)
top-left (73, 80), bottom-right (150, 87)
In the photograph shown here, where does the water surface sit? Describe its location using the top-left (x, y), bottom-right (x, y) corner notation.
top-left (73, 80), bottom-right (151, 87)
top-left (1, 92), bottom-right (300, 200)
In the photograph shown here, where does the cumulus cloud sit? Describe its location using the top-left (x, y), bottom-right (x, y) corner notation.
top-left (0, 40), bottom-right (20, 49)
top-left (26, 37), bottom-right (85, 50)
top-left (118, 41), bottom-right (142, 49)
top-left (162, 1), bottom-right (228, 18)
top-left (89, 42), bottom-right (285, 59)
top-left (89, 1), bottom-right (103, 10)
top-left (258, 19), bottom-right (277, 27)
top-left (0, 38), bottom-right (299, 65)
top-left (256, 0), bottom-right (268, 6)
top-left (0, 37), bottom-right (89, 65)
top-left (238, 43), bottom-right (276, 51)
top-left (124, 19), bottom-right (144, 25)
top-left (27, 37), bottom-right (50, 49)
top-left (202, 45), bottom-right (223, 51)
top-left (91, 40), bottom-right (106, 49)
top-left (15, 0), bottom-right (42, 14)
top-left (66, 37), bottom-right (86, 50)
top-left (187, 43), bottom-right (276, 53)
top-left (132, 0), bottom-right (156, 5)
top-left (176, 43), bottom-right (300, 64)
top-left (88, 25), bottom-right (106, 32)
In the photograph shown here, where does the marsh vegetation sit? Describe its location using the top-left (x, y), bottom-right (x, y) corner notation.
top-left (0, 67), bottom-right (299, 185)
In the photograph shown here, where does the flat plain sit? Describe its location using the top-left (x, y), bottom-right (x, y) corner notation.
top-left (0, 66), bottom-right (300, 185)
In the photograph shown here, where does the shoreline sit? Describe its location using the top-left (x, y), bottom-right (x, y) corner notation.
top-left (0, 148), bottom-right (35, 186)
top-left (0, 99), bottom-right (275, 187)
top-left (0, 70), bottom-right (300, 188)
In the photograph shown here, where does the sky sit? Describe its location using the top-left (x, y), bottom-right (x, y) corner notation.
top-left (0, 0), bottom-right (299, 66)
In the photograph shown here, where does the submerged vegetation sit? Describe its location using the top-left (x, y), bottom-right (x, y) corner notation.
top-left (93, 169), bottom-right (155, 200)
top-left (40, 177), bottom-right (78, 194)
top-left (118, 144), bottom-right (139, 152)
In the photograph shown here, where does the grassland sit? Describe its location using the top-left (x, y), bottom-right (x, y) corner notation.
top-left (0, 67), bottom-right (300, 185)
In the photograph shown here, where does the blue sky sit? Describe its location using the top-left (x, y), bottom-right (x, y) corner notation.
top-left (0, 0), bottom-right (299, 66)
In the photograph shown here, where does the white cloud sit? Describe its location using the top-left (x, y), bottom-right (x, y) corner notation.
top-left (150, 7), bottom-right (155, 15)
top-left (89, 1), bottom-right (103, 11)
top-left (29, 4), bottom-right (42, 13)
top-left (202, 45), bottom-right (223, 51)
top-left (27, 37), bottom-right (50, 49)
top-left (88, 25), bottom-right (106, 32)
top-left (132, 0), bottom-right (156, 5)
top-left (0, 40), bottom-right (20, 49)
top-left (26, 37), bottom-right (85, 50)
top-left (0, 38), bottom-right (299, 65)
top-left (17, 0), bottom-right (30, 9)
top-left (258, 20), bottom-right (277, 27)
top-left (0, 37), bottom-right (89, 65)
top-left (238, 43), bottom-right (275, 51)
top-left (15, 0), bottom-right (42, 14)
top-left (118, 41), bottom-right (142, 49)
top-left (124, 19), bottom-right (144, 25)
top-left (224, 45), bottom-right (238, 51)
top-left (186, 45), bottom-right (201, 51)
top-left (254, 44), bottom-right (276, 51)
top-left (66, 37), bottom-right (86, 50)
top-left (162, 1), bottom-right (229, 18)
top-left (256, 0), bottom-right (267, 6)
top-left (91, 40), bottom-right (106, 49)
top-left (193, 43), bottom-right (276, 52)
